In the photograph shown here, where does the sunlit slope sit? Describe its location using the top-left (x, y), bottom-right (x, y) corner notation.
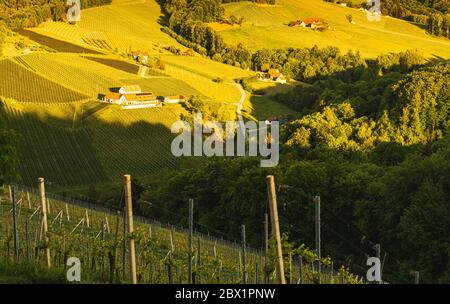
top-left (221, 0), bottom-right (450, 58)
top-left (32, 0), bottom-right (181, 54)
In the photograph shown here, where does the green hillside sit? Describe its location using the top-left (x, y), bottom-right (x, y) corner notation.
top-left (219, 0), bottom-right (450, 58)
top-left (0, 0), bottom-right (259, 188)
top-left (2, 0), bottom-right (447, 190)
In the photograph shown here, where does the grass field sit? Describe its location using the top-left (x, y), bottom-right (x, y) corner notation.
top-left (221, 0), bottom-right (450, 58)
top-left (243, 95), bottom-right (296, 121)
top-left (0, 261), bottom-right (66, 283)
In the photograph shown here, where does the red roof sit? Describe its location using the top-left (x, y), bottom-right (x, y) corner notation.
top-left (104, 92), bottom-right (120, 100)
top-left (302, 18), bottom-right (324, 25)
top-left (268, 68), bottom-right (281, 78)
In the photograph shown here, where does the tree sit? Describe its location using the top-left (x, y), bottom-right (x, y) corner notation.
top-left (346, 14), bottom-right (353, 23)
top-left (399, 181), bottom-right (450, 282)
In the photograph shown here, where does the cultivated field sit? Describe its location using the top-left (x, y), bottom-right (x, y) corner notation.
top-left (0, 0), bottom-right (292, 188)
top-left (0, 101), bottom-right (107, 186)
top-left (221, 0), bottom-right (450, 58)
top-left (0, 59), bottom-right (88, 104)
top-left (31, 0), bottom-right (182, 54)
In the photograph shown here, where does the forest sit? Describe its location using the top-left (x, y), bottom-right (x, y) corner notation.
top-left (131, 56), bottom-right (450, 284)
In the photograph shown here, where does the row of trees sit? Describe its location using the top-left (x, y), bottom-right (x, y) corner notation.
top-left (427, 12), bottom-right (450, 37)
top-left (251, 46), bottom-right (367, 82)
top-left (163, 0), bottom-right (263, 68)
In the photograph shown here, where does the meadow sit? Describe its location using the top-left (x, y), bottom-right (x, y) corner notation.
top-left (220, 0), bottom-right (450, 58)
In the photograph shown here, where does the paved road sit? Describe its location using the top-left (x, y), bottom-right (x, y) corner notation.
top-left (235, 83), bottom-right (270, 134)
top-left (235, 83), bottom-right (246, 124)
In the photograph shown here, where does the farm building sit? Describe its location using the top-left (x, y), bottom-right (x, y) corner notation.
top-left (120, 93), bottom-right (161, 108)
top-left (267, 69), bottom-right (287, 84)
top-left (131, 51), bottom-right (149, 64)
top-left (102, 85), bottom-right (161, 108)
top-left (164, 95), bottom-right (186, 104)
top-left (300, 18), bottom-right (324, 27)
top-left (119, 85), bottom-right (142, 95)
top-left (119, 93), bottom-right (157, 104)
top-left (103, 92), bottom-right (120, 103)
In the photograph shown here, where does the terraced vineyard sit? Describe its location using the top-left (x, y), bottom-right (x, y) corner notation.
top-left (31, 0), bottom-right (182, 54)
top-left (84, 56), bottom-right (140, 74)
top-left (0, 59), bottom-right (88, 104)
top-left (88, 105), bottom-right (182, 179)
top-left (0, 101), bottom-right (107, 186)
top-left (17, 29), bottom-right (103, 54)
top-left (0, 0), bottom-right (259, 189)
top-left (0, 98), bottom-right (187, 186)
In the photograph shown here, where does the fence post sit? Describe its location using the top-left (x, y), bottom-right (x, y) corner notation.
top-left (264, 212), bottom-right (269, 284)
top-left (26, 219), bottom-right (31, 262)
top-left (410, 270), bottom-right (419, 284)
top-left (374, 243), bottom-right (381, 284)
top-left (314, 195), bottom-right (321, 284)
top-left (65, 204), bottom-right (70, 222)
top-left (27, 192), bottom-right (31, 209)
top-left (46, 198), bottom-right (51, 216)
top-left (298, 255), bottom-right (303, 284)
top-left (124, 175), bottom-right (137, 284)
top-left (266, 175), bottom-right (286, 284)
top-left (11, 186), bottom-right (19, 261)
top-left (241, 224), bottom-right (247, 284)
top-left (38, 178), bottom-right (51, 267)
top-left (188, 199), bottom-right (194, 284)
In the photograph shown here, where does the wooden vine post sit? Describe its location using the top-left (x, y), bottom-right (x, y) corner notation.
top-left (124, 174), bottom-right (137, 284)
top-left (264, 212), bottom-right (269, 284)
top-left (266, 175), bottom-right (286, 284)
top-left (11, 185), bottom-right (19, 261)
top-left (314, 195), bottom-right (321, 284)
top-left (188, 199), bottom-right (194, 284)
top-left (241, 224), bottom-right (248, 284)
top-left (38, 177), bottom-right (51, 267)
